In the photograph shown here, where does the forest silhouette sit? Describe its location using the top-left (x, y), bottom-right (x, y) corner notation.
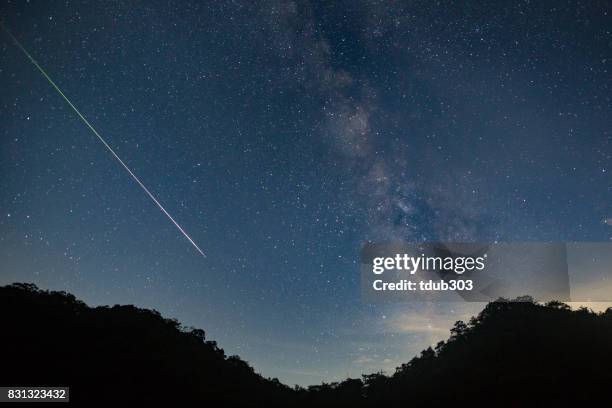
top-left (1, 282), bottom-right (611, 406)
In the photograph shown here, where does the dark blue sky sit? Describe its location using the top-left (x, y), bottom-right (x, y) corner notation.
top-left (1, 0), bottom-right (610, 385)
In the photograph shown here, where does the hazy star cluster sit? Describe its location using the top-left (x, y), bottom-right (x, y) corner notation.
top-left (1, 0), bottom-right (611, 385)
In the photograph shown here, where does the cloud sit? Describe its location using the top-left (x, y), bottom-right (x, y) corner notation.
top-left (381, 302), bottom-right (485, 339)
top-left (352, 354), bottom-right (399, 374)
top-left (353, 355), bottom-right (376, 365)
top-left (387, 314), bottom-right (454, 335)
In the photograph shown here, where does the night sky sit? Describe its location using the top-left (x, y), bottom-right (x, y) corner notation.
top-left (1, 1), bottom-right (610, 386)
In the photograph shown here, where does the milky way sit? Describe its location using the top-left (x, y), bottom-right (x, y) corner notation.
top-left (1, 1), bottom-right (610, 386)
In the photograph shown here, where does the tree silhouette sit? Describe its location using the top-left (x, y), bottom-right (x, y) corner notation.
top-left (2, 282), bottom-right (611, 406)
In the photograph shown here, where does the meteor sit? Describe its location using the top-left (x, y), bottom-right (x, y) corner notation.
top-left (1, 22), bottom-right (207, 258)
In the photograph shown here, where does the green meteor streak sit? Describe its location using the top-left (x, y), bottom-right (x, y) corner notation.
top-left (1, 21), bottom-right (207, 258)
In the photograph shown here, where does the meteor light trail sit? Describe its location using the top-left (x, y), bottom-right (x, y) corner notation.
top-left (1, 22), bottom-right (207, 258)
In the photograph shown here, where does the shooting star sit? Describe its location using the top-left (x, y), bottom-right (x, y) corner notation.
top-left (1, 22), bottom-right (207, 258)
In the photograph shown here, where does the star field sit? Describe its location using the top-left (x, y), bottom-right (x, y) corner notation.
top-left (1, 0), bottom-right (610, 385)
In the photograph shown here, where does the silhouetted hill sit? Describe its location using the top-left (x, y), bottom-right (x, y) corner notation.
top-left (2, 283), bottom-right (612, 406)
top-left (0, 283), bottom-right (293, 405)
top-left (297, 297), bottom-right (612, 407)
